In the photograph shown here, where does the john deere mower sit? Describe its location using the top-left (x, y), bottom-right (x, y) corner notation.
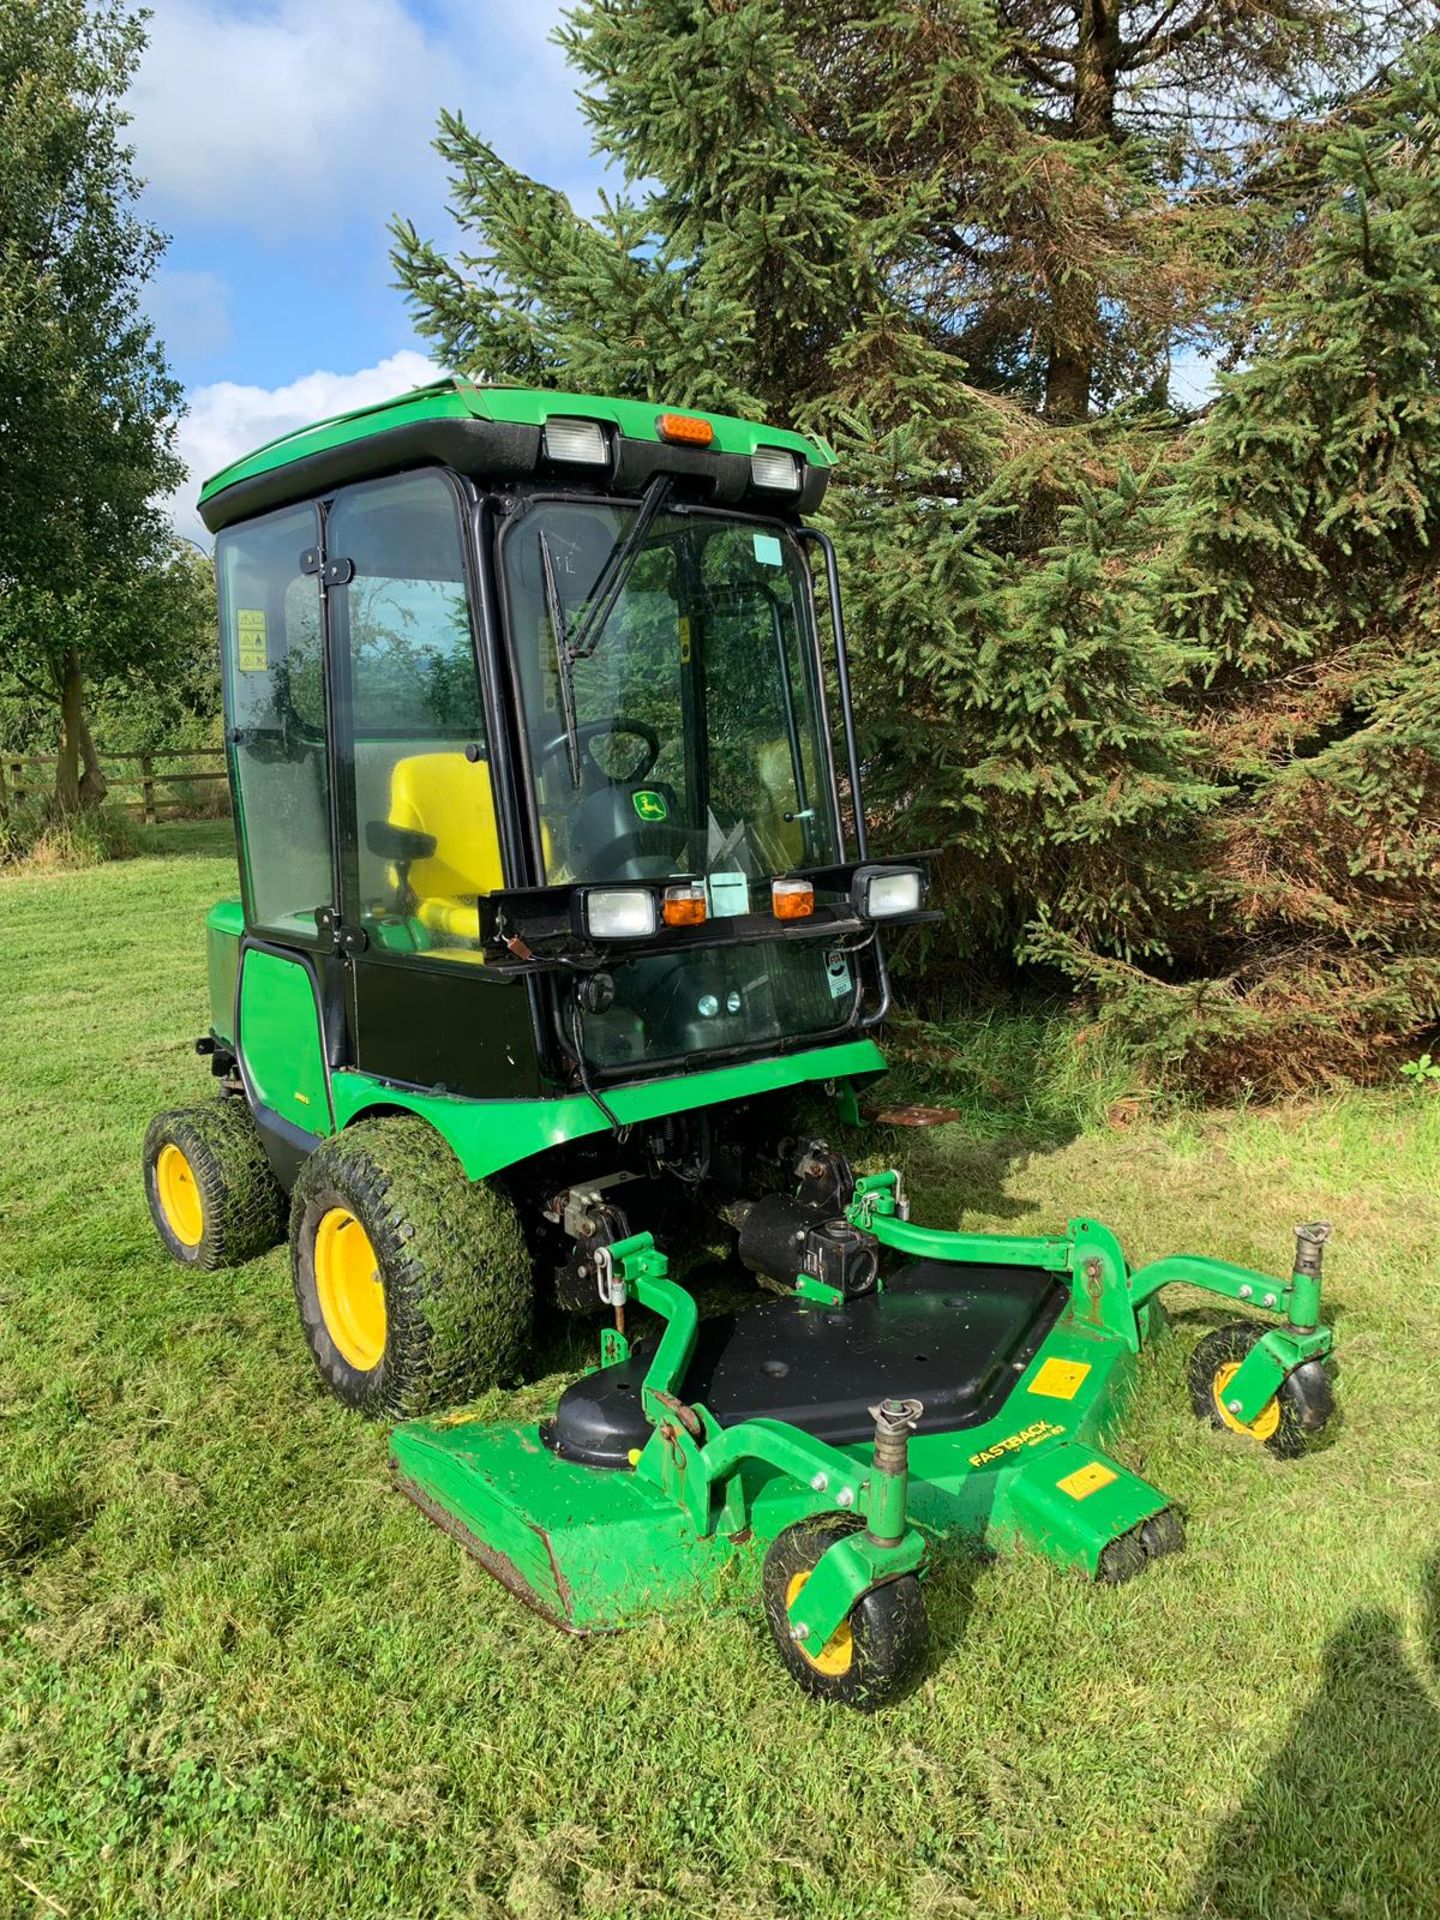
top-left (144, 378), bottom-right (1336, 1707)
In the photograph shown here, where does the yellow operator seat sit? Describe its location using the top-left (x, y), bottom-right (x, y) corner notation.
top-left (386, 751), bottom-right (503, 944)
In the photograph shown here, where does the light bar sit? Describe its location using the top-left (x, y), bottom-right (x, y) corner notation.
top-left (772, 876), bottom-right (815, 921)
top-left (542, 417), bottom-right (609, 466)
top-left (851, 865), bottom-right (925, 920)
top-left (751, 446), bottom-right (801, 492)
top-left (663, 882), bottom-right (707, 927)
top-left (657, 411), bottom-right (714, 447)
top-left (582, 887), bottom-right (657, 939)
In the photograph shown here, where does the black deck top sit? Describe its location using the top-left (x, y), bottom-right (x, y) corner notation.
top-left (546, 1259), bottom-right (1066, 1468)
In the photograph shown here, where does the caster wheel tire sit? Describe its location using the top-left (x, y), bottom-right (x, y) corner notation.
top-left (144, 1099), bottom-right (285, 1271)
top-left (762, 1514), bottom-right (927, 1711)
top-left (1189, 1321), bottom-right (1333, 1459)
top-left (289, 1118), bottom-right (532, 1419)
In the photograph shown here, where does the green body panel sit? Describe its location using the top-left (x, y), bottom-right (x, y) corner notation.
top-left (328, 1037), bottom-right (887, 1181)
top-left (205, 899), bottom-right (244, 1045)
top-left (237, 949), bottom-right (331, 1135)
top-left (199, 378), bottom-right (833, 506)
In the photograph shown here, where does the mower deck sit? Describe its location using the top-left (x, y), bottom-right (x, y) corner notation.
top-left (390, 1270), bottom-right (1168, 1634)
top-left (389, 1172), bottom-right (1333, 1667)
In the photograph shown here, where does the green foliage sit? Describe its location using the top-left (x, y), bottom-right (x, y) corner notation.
top-left (0, 0), bottom-right (198, 810)
top-left (0, 796), bottom-right (140, 871)
top-left (1400, 1052), bottom-right (1440, 1088)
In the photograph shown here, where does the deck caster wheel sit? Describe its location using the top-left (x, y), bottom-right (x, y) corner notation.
top-left (1189, 1321), bottom-right (1333, 1459)
top-left (761, 1515), bottom-right (927, 1711)
top-left (144, 1099), bottom-right (285, 1270)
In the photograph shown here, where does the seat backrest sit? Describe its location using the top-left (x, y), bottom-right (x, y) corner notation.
top-left (753, 738), bottom-right (806, 869)
top-left (388, 751), bottom-right (503, 903)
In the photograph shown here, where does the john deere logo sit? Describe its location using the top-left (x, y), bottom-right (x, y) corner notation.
top-left (632, 789), bottom-right (668, 822)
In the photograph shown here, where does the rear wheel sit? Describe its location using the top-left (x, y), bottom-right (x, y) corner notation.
top-left (1189, 1321), bottom-right (1333, 1458)
top-left (144, 1100), bottom-right (285, 1270)
top-left (289, 1118), bottom-right (531, 1418)
top-left (762, 1515), bottom-right (927, 1711)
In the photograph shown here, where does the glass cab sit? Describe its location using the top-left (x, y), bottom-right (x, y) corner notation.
top-left (216, 463), bottom-right (876, 1095)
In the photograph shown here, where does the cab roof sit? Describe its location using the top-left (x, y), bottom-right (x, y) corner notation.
top-left (198, 376), bottom-right (835, 533)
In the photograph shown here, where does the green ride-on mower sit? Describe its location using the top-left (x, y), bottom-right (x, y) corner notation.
top-left (144, 378), bottom-right (1337, 1708)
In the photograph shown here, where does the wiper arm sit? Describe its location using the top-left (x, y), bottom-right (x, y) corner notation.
top-left (538, 531), bottom-right (583, 788)
top-left (566, 474), bottom-right (673, 662)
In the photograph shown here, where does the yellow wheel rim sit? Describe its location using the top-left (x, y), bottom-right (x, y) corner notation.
top-left (314, 1208), bottom-right (386, 1372)
top-left (156, 1143), bottom-right (204, 1248)
top-left (1213, 1360), bottom-right (1281, 1443)
top-left (785, 1568), bottom-right (855, 1677)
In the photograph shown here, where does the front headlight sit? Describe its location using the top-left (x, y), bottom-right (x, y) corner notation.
top-left (851, 865), bottom-right (925, 919)
top-left (581, 887), bottom-right (657, 939)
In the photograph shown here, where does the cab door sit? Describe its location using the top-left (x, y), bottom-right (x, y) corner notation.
top-left (323, 470), bottom-right (540, 1098)
top-left (215, 500), bottom-right (345, 1176)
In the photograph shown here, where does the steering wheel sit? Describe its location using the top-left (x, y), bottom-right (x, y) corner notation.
top-left (540, 717), bottom-right (660, 788)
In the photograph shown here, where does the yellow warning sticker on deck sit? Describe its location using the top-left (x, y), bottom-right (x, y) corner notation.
top-left (678, 615), bottom-right (692, 664)
top-left (236, 608), bottom-right (268, 672)
top-left (1057, 1461), bottom-right (1117, 1501)
top-left (1028, 1357), bottom-right (1091, 1400)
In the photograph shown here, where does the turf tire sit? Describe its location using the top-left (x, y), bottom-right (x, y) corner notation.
top-left (762, 1514), bottom-right (928, 1711)
top-left (289, 1118), bottom-right (531, 1418)
top-left (1189, 1320), bottom-right (1333, 1459)
top-left (144, 1099), bottom-right (286, 1271)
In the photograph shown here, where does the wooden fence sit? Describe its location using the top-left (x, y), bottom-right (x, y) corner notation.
top-left (4, 748), bottom-right (229, 824)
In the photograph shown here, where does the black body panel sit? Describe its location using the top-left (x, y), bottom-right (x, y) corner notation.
top-left (349, 955), bottom-right (547, 1099)
top-left (546, 1260), bottom-right (1067, 1467)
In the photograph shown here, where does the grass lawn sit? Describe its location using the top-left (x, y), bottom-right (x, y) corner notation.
top-left (2, 822), bottom-right (1438, 1920)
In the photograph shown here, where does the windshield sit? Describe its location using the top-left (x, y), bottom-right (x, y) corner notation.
top-left (502, 502), bottom-right (840, 886)
top-left (500, 499), bottom-right (860, 1069)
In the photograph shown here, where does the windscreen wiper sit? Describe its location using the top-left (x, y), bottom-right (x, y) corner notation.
top-left (538, 530), bottom-right (583, 788)
top-left (565, 473), bottom-right (673, 662)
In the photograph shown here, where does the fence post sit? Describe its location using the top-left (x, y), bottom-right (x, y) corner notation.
top-left (140, 752), bottom-right (156, 825)
top-left (10, 760), bottom-right (25, 806)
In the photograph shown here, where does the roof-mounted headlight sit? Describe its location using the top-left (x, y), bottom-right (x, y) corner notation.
top-left (543, 417), bottom-right (610, 466)
top-left (851, 865), bottom-right (925, 920)
top-left (751, 446), bottom-right (802, 493)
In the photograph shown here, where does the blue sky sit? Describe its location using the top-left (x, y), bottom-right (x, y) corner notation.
top-left (130, 0), bottom-right (606, 532)
top-left (131, 1), bottom-right (1213, 535)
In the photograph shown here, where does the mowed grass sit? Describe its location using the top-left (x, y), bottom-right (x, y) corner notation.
top-left (2, 823), bottom-right (1439, 1920)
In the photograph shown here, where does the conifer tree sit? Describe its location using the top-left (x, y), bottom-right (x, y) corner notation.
top-left (1072, 51), bottom-right (1440, 1085)
top-left (393, 8), bottom-right (1440, 1086)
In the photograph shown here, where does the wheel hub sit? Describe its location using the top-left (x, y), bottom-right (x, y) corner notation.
top-left (314, 1207), bottom-right (386, 1372)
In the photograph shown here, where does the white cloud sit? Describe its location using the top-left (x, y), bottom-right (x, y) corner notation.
top-left (169, 348), bottom-right (439, 537)
top-left (131, 0), bottom-right (601, 243)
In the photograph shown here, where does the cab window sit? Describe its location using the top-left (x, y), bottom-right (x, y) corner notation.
top-left (217, 503), bottom-right (331, 940)
top-left (329, 472), bottom-right (495, 958)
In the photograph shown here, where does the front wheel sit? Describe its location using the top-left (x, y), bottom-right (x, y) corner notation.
top-left (1189, 1321), bottom-right (1333, 1459)
top-left (288, 1118), bottom-right (532, 1418)
top-left (761, 1515), bottom-right (927, 1711)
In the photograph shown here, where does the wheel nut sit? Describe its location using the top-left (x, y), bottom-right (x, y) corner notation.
top-left (1227, 1398), bottom-right (1243, 1415)
top-left (792, 1622), bottom-right (809, 1642)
